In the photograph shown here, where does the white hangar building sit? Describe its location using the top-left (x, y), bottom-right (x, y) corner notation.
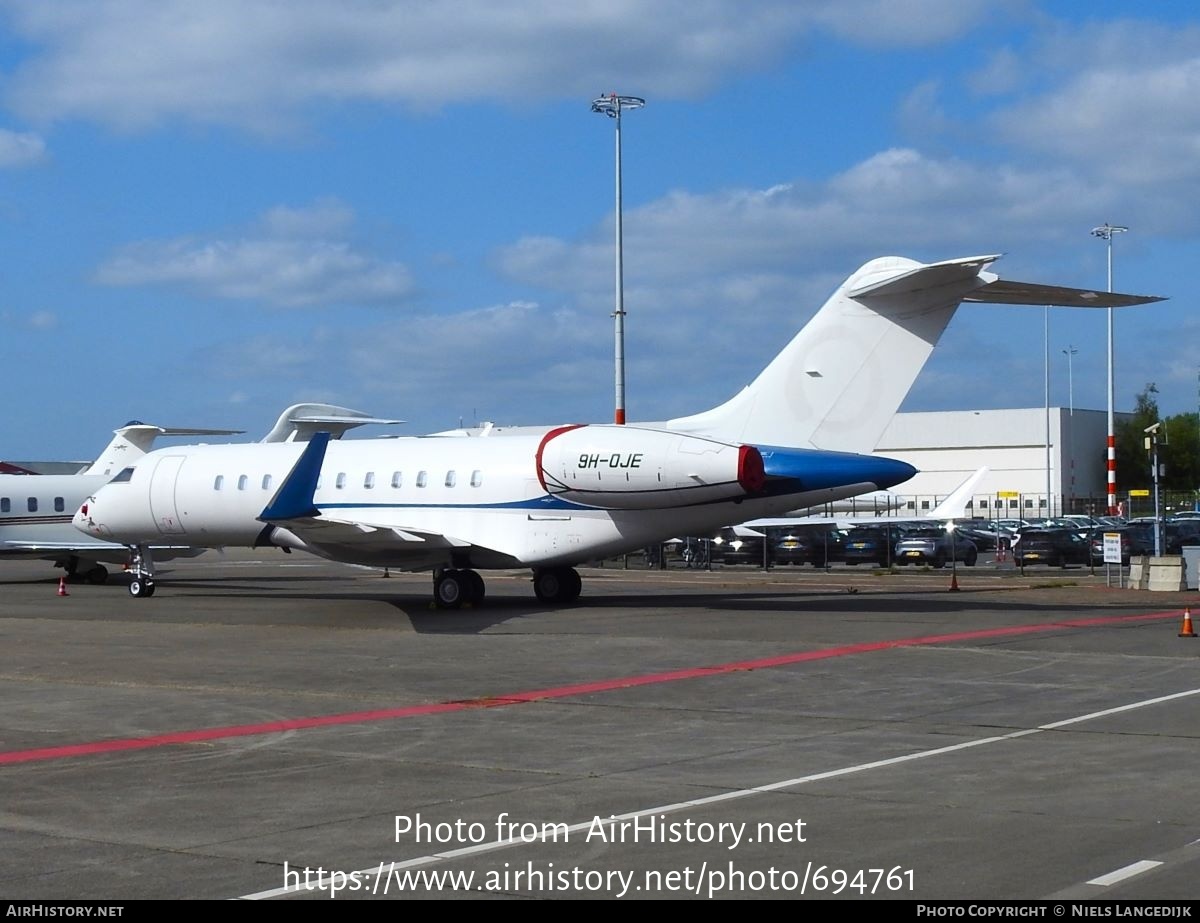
top-left (872, 407), bottom-right (1133, 520)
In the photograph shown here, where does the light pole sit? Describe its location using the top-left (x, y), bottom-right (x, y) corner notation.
top-left (1063, 345), bottom-right (1077, 510)
top-left (591, 93), bottom-right (645, 425)
top-left (1044, 306), bottom-right (1052, 518)
top-left (1091, 223), bottom-right (1128, 514)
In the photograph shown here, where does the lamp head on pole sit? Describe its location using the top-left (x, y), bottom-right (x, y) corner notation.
top-left (1091, 223), bottom-right (1129, 241)
top-left (591, 94), bottom-right (646, 117)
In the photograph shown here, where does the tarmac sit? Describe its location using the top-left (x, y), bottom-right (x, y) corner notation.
top-left (2, 550), bottom-right (1198, 902)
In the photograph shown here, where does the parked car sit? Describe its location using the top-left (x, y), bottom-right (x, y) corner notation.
top-left (893, 527), bottom-right (977, 568)
top-left (769, 525), bottom-right (845, 567)
top-left (842, 524), bottom-right (907, 566)
top-left (1013, 528), bottom-right (1090, 567)
top-left (710, 528), bottom-right (768, 566)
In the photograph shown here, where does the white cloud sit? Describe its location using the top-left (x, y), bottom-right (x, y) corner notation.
top-left (0, 0), bottom-right (1005, 131)
top-left (0, 128), bottom-right (46, 167)
top-left (94, 200), bottom-right (414, 307)
top-left (983, 23), bottom-right (1200, 192)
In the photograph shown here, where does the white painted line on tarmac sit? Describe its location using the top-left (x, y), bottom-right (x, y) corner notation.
top-left (1086, 859), bottom-right (1163, 886)
top-left (236, 685), bottom-right (1200, 900)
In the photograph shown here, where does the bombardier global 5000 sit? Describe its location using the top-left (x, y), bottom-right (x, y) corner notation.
top-left (74, 254), bottom-right (1162, 607)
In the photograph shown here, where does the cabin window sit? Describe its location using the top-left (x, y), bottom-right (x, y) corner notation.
top-left (364, 471), bottom-right (375, 489)
top-left (238, 475), bottom-right (248, 491)
top-left (416, 471), bottom-right (428, 488)
top-left (445, 470), bottom-right (456, 487)
top-left (214, 475), bottom-right (224, 491)
top-left (391, 471), bottom-right (402, 488)
top-left (335, 472), bottom-right (347, 490)
top-left (0, 498), bottom-right (8, 513)
top-left (262, 474), bottom-right (273, 490)
top-left (470, 470), bottom-right (482, 488)
top-left (27, 497), bottom-right (37, 512)
top-left (112, 467), bottom-right (134, 483)
top-left (54, 497), bottom-right (65, 512)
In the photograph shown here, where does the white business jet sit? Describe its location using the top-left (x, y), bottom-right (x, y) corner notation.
top-left (74, 254), bottom-right (1162, 605)
top-left (2, 403), bottom-right (399, 584)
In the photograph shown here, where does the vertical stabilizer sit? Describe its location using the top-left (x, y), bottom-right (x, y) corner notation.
top-left (667, 255), bottom-right (1001, 454)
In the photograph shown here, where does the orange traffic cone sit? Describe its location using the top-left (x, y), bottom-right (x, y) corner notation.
top-left (56, 576), bottom-right (69, 597)
top-left (1180, 607), bottom-right (1196, 638)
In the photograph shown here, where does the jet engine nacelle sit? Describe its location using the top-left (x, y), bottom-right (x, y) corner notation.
top-left (535, 424), bottom-right (765, 510)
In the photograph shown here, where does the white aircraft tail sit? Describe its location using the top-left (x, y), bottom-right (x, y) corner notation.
top-left (668, 254), bottom-right (1163, 454)
top-left (82, 423), bottom-right (245, 477)
top-left (258, 403), bottom-right (405, 443)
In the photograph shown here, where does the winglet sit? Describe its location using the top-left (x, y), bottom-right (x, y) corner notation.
top-left (930, 466), bottom-right (990, 520)
top-left (259, 431), bottom-right (330, 522)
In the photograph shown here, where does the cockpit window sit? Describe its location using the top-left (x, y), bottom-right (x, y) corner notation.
top-left (110, 467), bottom-right (135, 484)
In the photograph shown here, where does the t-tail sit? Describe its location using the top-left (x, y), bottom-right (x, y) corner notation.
top-left (667, 254), bottom-right (1163, 454)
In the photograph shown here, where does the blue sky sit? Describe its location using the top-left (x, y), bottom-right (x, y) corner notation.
top-left (0, 0), bottom-right (1196, 460)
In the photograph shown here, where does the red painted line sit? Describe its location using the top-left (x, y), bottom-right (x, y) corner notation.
top-left (0, 609), bottom-right (1181, 767)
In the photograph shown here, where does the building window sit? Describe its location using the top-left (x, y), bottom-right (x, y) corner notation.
top-left (470, 469), bottom-right (482, 487)
top-left (391, 471), bottom-right (402, 488)
top-left (445, 470), bottom-right (456, 487)
top-left (416, 471), bottom-right (428, 488)
top-left (214, 475), bottom-right (224, 491)
top-left (364, 471), bottom-right (375, 489)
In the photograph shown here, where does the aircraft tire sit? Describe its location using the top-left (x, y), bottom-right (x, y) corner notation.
top-left (534, 567), bottom-right (582, 604)
top-left (434, 572), bottom-right (467, 609)
top-left (129, 577), bottom-right (155, 598)
top-left (465, 570), bottom-right (485, 605)
top-left (86, 565), bottom-right (109, 585)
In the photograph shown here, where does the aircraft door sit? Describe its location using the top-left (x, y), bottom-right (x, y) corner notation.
top-left (148, 455), bottom-right (188, 535)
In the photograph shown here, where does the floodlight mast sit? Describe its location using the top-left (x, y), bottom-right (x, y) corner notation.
top-left (1090, 223), bottom-right (1128, 515)
top-left (591, 93), bottom-right (645, 425)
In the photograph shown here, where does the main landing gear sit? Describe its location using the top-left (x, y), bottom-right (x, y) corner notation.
top-left (126, 545), bottom-right (156, 598)
top-left (433, 568), bottom-right (485, 609)
top-left (430, 566), bottom-right (583, 608)
top-left (532, 566), bottom-right (582, 605)
top-left (63, 557), bottom-right (109, 585)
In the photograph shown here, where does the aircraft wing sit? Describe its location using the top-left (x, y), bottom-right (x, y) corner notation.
top-left (741, 466), bottom-right (990, 531)
top-left (263, 514), bottom-right (471, 550)
top-left (254, 431), bottom-right (479, 562)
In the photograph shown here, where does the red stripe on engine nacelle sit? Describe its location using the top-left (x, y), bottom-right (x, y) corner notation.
top-left (534, 424), bottom-right (585, 493)
top-left (737, 444), bottom-right (766, 493)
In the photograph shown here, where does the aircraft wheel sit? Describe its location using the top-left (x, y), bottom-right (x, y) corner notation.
top-left (465, 570), bottom-right (485, 605)
top-left (434, 572), bottom-right (467, 609)
top-left (534, 567), bottom-right (581, 604)
top-left (129, 577), bottom-right (154, 598)
top-left (86, 565), bottom-right (109, 585)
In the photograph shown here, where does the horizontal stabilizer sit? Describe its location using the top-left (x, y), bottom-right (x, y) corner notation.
top-left (964, 280), bottom-right (1165, 307)
top-left (847, 255), bottom-right (1000, 298)
top-left (82, 423), bottom-right (246, 476)
top-left (260, 403), bottom-right (404, 443)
